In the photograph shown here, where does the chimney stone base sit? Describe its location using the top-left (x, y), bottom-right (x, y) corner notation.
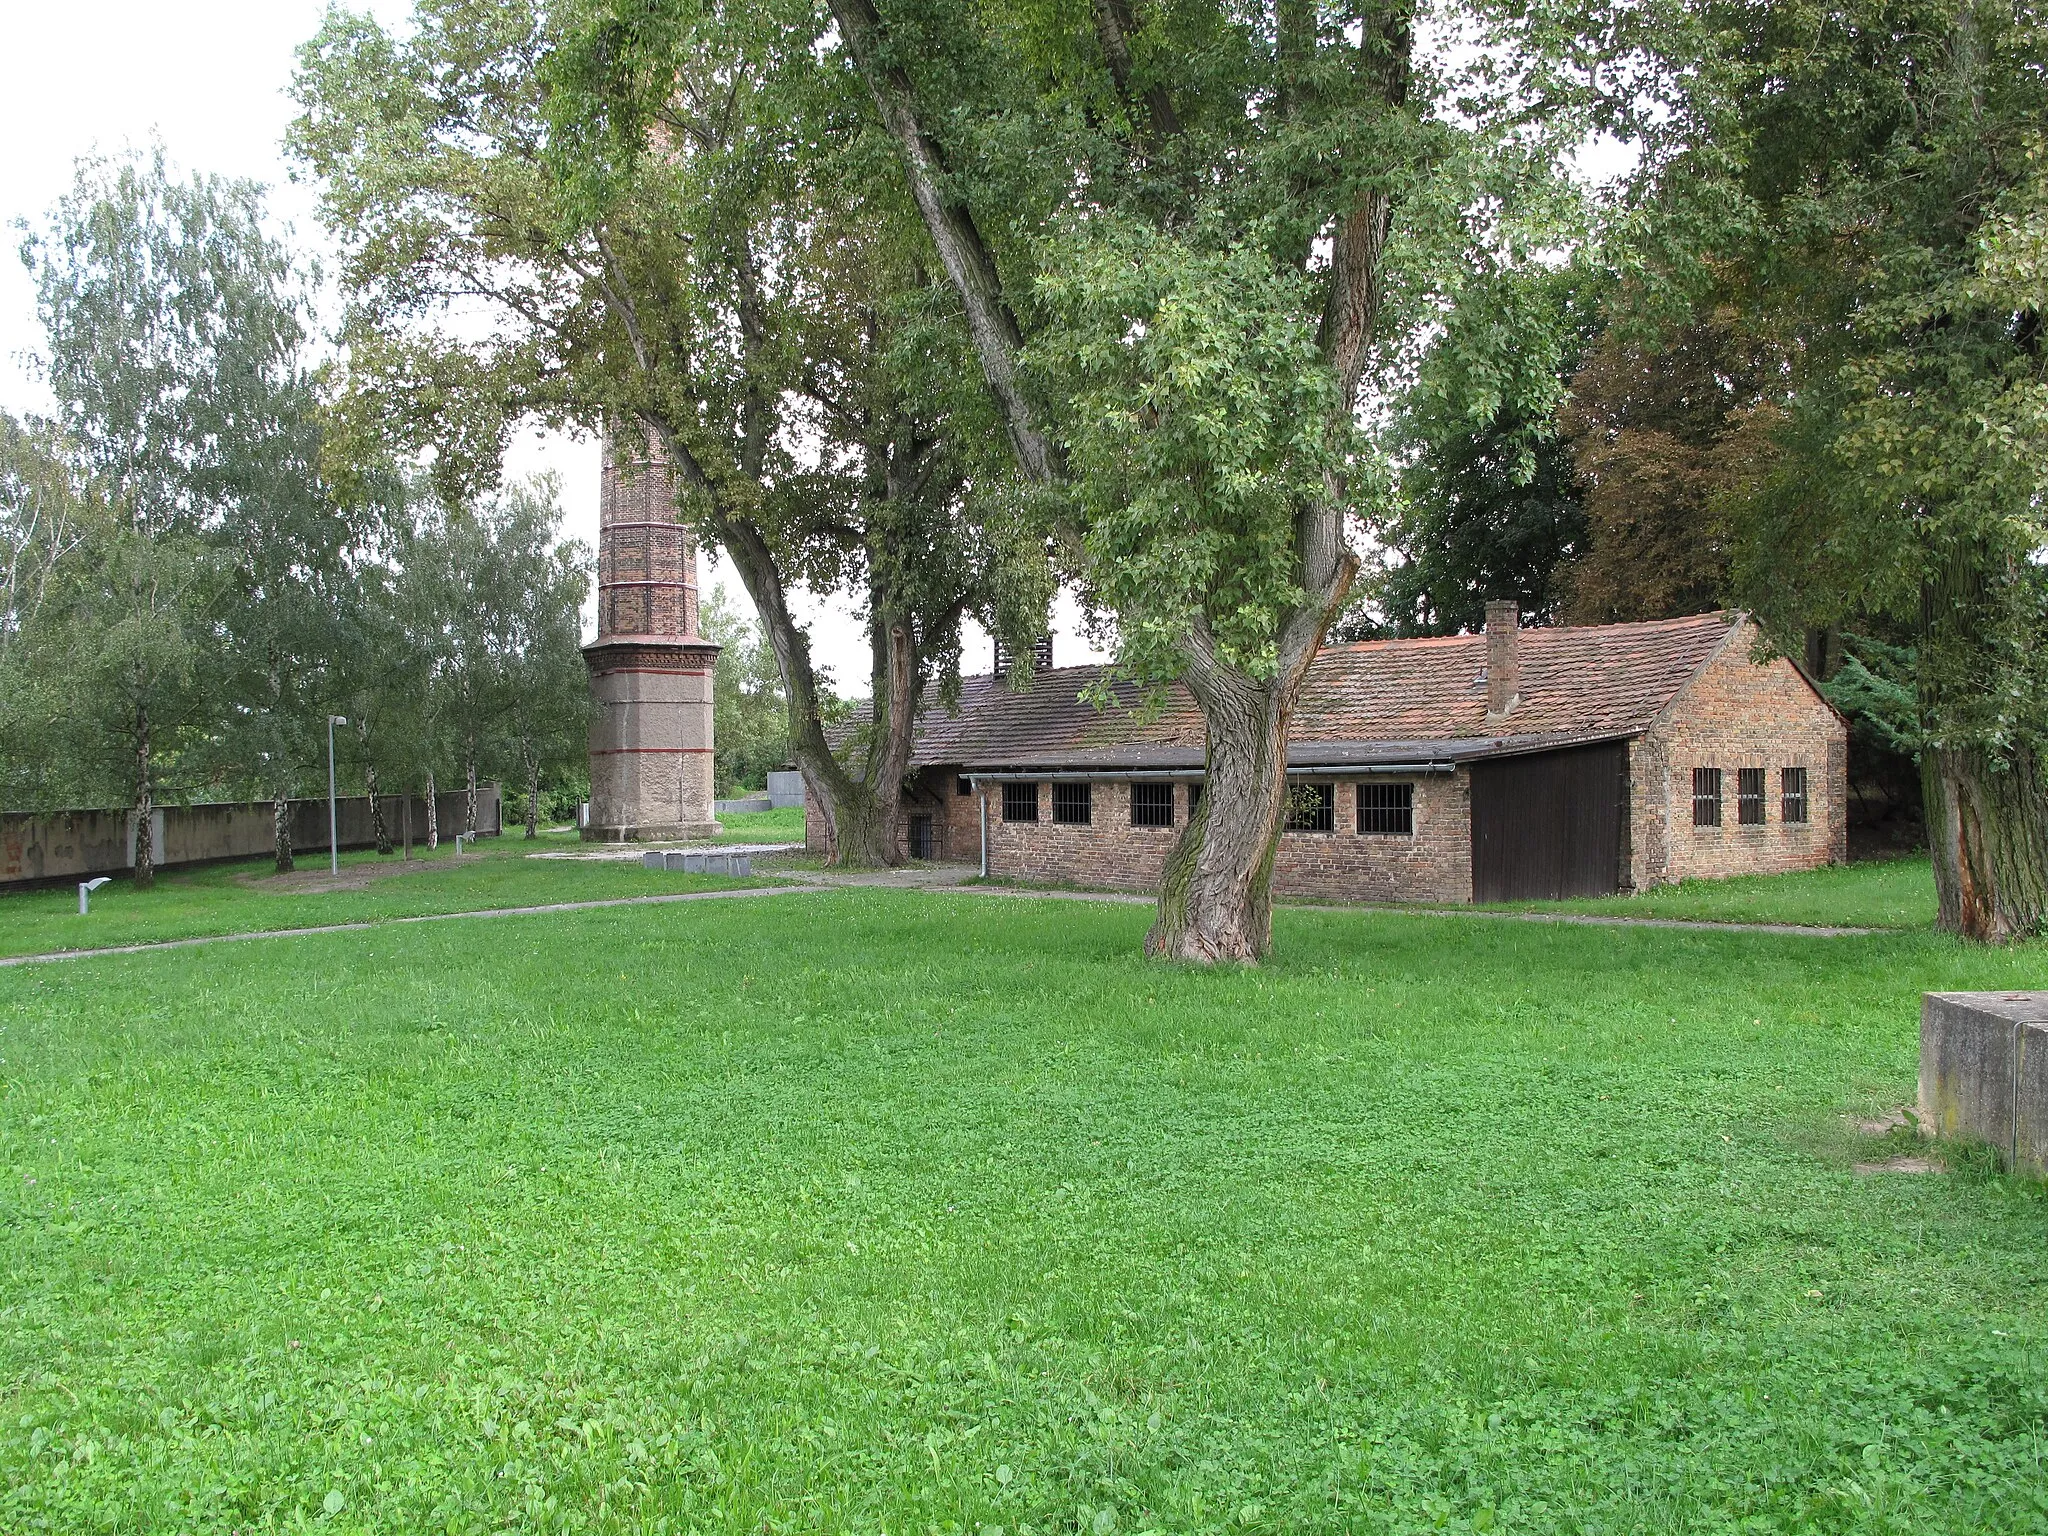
top-left (582, 636), bottom-right (722, 842)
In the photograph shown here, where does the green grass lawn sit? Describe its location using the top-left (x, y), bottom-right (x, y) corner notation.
top-left (709, 805), bottom-right (806, 844)
top-left (1493, 855), bottom-right (1939, 930)
top-left (0, 832), bottom-right (766, 961)
top-left (2, 890), bottom-right (2045, 1532)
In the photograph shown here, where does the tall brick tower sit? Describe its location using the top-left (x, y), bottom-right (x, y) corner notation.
top-left (581, 428), bottom-right (720, 841)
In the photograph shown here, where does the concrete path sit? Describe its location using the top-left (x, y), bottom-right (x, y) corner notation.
top-left (935, 881), bottom-right (1881, 935)
top-left (0, 884), bottom-right (824, 969)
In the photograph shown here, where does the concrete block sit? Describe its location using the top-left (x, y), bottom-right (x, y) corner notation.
top-left (643, 851), bottom-right (666, 871)
top-left (731, 854), bottom-right (751, 876)
top-left (683, 852), bottom-right (708, 874)
top-left (1920, 992), bottom-right (2048, 1177)
top-left (767, 770), bottom-right (806, 809)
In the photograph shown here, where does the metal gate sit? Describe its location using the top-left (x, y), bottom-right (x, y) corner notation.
top-left (909, 814), bottom-right (936, 861)
top-left (1469, 741), bottom-right (1629, 902)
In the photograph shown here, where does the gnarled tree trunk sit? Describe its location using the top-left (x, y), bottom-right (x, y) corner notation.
top-left (1148, 598), bottom-right (1348, 959)
top-left (1924, 743), bottom-right (2048, 942)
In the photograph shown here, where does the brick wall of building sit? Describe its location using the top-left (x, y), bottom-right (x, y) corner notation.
top-left (968, 774), bottom-right (1473, 903)
top-left (1630, 624), bottom-right (1849, 887)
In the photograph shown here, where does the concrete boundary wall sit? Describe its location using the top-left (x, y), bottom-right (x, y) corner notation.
top-left (1, 786), bottom-right (502, 890)
top-left (1920, 991), bottom-right (2048, 1178)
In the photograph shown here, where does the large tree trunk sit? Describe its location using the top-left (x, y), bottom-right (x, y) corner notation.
top-left (1917, 541), bottom-right (2048, 941)
top-left (1147, 582), bottom-right (1351, 959)
top-left (273, 788), bottom-right (294, 874)
top-left (1924, 744), bottom-right (2048, 942)
top-left (132, 701), bottom-right (155, 891)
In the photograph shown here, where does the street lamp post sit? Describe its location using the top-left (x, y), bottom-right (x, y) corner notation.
top-left (328, 715), bottom-right (349, 876)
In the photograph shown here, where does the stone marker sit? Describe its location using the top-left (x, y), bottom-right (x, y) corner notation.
top-left (1921, 992), bottom-right (2048, 1177)
top-left (684, 852), bottom-right (708, 875)
top-left (642, 851), bottom-right (666, 871)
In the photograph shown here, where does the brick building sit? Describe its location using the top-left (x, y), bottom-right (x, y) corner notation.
top-left (806, 606), bottom-right (1848, 902)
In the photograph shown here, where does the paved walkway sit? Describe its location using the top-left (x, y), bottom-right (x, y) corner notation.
top-left (786, 863), bottom-right (1882, 935)
top-left (951, 884), bottom-right (1878, 935)
top-left (0, 884), bottom-right (824, 969)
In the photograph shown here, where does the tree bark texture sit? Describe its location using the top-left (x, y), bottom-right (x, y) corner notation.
top-left (132, 701), bottom-right (155, 891)
top-left (464, 756), bottom-right (478, 837)
top-left (426, 768), bottom-right (439, 850)
top-left (1918, 543), bottom-right (2048, 942)
top-left (273, 788), bottom-right (294, 874)
top-left (1924, 744), bottom-right (2048, 942)
top-left (524, 746), bottom-right (541, 839)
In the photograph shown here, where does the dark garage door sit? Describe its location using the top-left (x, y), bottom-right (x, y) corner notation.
top-left (1470, 741), bottom-right (1628, 902)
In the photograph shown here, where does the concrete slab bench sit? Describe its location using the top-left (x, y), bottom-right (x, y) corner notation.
top-left (641, 849), bottom-right (753, 877)
top-left (1921, 992), bottom-right (2048, 1177)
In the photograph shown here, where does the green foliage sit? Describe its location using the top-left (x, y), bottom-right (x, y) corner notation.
top-left (1033, 224), bottom-right (1347, 679)
top-left (2, 890), bottom-right (2045, 1527)
top-left (1644, 0), bottom-right (2048, 755)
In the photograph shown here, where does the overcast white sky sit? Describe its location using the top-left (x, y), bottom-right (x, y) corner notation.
top-left (0, 0), bottom-right (1096, 689)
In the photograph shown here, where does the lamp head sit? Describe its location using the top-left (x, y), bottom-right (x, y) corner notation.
top-left (330, 715), bottom-right (349, 725)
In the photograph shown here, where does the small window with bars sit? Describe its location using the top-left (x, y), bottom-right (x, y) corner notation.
top-left (1692, 767), bottom-right (1722, 827)
top-left (956, 776), bottom-right (973, 797)
top-left (1357, 781), bottom-right (1415, 836)
top-left (1002, 782), bottom-right (1039, 823)
top-left (1737, 766), bottom-right (1766, 825)
top-left (1285, 782), bottom-right (1334, 833)
top-left (1052, 781), bottom-right (1092, 825)
top-left (1130, 782), bottom-right (1175, 828)
top-left (1782, 766), bottom-right (1809, 824)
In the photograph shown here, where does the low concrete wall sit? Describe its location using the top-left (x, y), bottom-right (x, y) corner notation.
top-left (766, 770), bottom-right (806, 810)
top-left (714, 796), bottom-right (773, 816)
top-left (1920, 992), bottom-right (2048, 1177)
top-left (1, 785), bottom-right (502, 889)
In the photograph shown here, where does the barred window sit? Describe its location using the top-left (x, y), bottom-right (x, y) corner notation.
top-left (1053, 782), bottom-right (1092, 825)
top-left (1692, 767), bottom-right (1722, 827)
top-left (1782, 766), bottom-right (1809, 824)
top-left (1285, 782), bottom-right (1334, 833)
top-left (1130, 782), bottom-right (1175, 828)
top-left (1002, 782), bottom-right (1039, 823)
top-left (956, 776), bottom-right (973, 797)
top-left (1357, 781), bottom-right (1415, 836)
top-left (1738, 766), bottom-right (1766, 825)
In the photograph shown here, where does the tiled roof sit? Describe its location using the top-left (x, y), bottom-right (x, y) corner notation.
top-left (903, 612), bottom-right (1743, 771)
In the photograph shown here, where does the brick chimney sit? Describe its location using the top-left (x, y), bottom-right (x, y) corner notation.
top-left (1485, 600), bottom-right (1520, 727)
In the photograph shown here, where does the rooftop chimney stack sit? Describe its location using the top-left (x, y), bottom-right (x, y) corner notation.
top-left (1485, 600), bottom-right (1520, 728)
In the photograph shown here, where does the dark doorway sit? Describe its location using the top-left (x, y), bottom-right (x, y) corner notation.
top-left (1469, 741), bottom-right (1628, 901)
top-left (909, 814), bottom-right (936, 861)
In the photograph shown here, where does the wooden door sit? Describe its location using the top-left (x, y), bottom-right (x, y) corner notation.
top-left (1469, 741), bottom-right (1628, 902)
